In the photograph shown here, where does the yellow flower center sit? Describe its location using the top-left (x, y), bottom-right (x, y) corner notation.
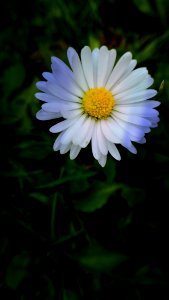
top-left (82, 87), bottom-right (115, 119)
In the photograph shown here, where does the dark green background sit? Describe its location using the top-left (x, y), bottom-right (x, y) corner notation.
top-left (1, 0), bottom-right (169, 299)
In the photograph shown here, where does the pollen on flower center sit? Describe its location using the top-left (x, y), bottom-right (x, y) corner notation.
top-left (82, 87), bottom-right (115, 119)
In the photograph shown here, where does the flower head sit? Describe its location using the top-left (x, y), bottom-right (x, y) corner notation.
top-left (35, 46), bottom-right (160, 167)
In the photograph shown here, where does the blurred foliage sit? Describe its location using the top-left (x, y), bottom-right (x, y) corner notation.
top-left (0, 0), bottom-right (169, 299)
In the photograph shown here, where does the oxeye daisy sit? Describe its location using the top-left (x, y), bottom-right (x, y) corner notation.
top-left (35, 46), bottom-right (160, 167)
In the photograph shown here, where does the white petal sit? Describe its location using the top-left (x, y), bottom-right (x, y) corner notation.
top-left (112, 68), bottom-right (148, 94)
top-left (114, 105), bottom-right (159, 118)
top-left (150, 122), bottom-right (159, 128)
top-left (97, 121), bottom-right (108, 155)
top-left (70, 144), bottom-right (81, 159)
top-left (105, 52), bottom-right (132, 90)
top-left (115, 89), bottom-right (157, 104)
top-left (46, 81), bottom-right (81, 102)
top-left (42, 72), bottom-right (54, 81)
top-left (36, 91), bottom-right (81, 106)
top-left (49, 118), bottom-right (76, 133)
top-left (80, 118), bottom-right (95, 148)
top-left (61, 109), bottom-right (82, 119)
top-left (98, 154), bottom-right (107, 167)
top-left (133, 75), bottom-right (154, 91)
top-left (51, 56), bottom-right (74, 79)
top-left (92, 48), bottom-right (99, 87)
top-left (51, 57), bottom-right (84, 97)
top-left (62, 102), bottom-right (81, 110)
top-left (115, 59), bottom-right (137, 84)
top-left (60, 143), bottom-right (71, 154)
top-left (67, 47), bottom-right (76, 67)
top-left (43, 102), bottom-right (80, 115)
top-left (72, 116), bottom-right (88, 145)
top-left (147, 116), bottom-right (160, 127)
top-left (127, 143), bottom-right (137, 154)
top-left (97, 46), bottom-right (109, 87)
top-left (53, 132), bottom-right (64, 151)
top-left (60, 114), bottom-right (86, 145)
top-left (127, 132), bottom-right (145, 143)
top-left (36, 109), bottom-right (60, 120)
top-left (42, 102), bottom-right (67, 113)
top-left (113, 111), bottom-right (152, 126)
top-left (100, 120), bottom-right (120, 143)
top-left (125, 142), bottom-right (137, 154)
top-left (106, 117), bottom-right (131, 145)
top-left (91, 124), bottom-right (101, 160)
top-left (35, 92), bottom-right (59, 102)
top-left (103, 49), bottom-right (117, 85)
top-left (106, 118), bottom-right (137, 154)
top-left (72, 116), bottom-right (90, 145)
top-left (113, 115), bottom-right (150, 139)
top-left (60, 127), bottom-right (77, 146)
top-left (114, 74), bottom-right (154, 95)
top-left (137, 137), bottom-right (146, 144)
top-left (36, 81), bottom-right (49, 93)
top-left (81, 46), bottom-right (94, 88)
top-left (107, 142), bottom-right (121, 160)
top-left (137, 100), bottom-right (160, 108)
top-left (71, 51), bottom-right (89, 91)
top-left (131, 74), bottom-right (154, 91)
top-left (116, 100), bottom-right (160, 109)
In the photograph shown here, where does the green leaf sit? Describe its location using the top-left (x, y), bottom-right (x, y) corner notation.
top-left (155, 0), bottom-right (169, 27)
top-left (89, 34), bottom-right (100, 50)
top-left (63, 289), bottom-right (78, 300)
top-left (50, 193), bottom-right (58, 240)
top-left (0, 238), bottom-right (8, 255)
top-left (37, 172), bottom-right (95, 189)
top-left (136, 31), bottom-right (169, 62)
top-left (2, 63), bottom-right (26, 98)
top-left (29, 192), bottom-right (49, 204)
top-left (155, 153), bottom-right (169, 163)
top-left (122, 187), bottom-right (145, 207)
top-left (135, 265), bottom-right (163, 285)
top-left (132, 0), bottom-right (154, 15)
top-left (6, 253), bottom-right (30, 289)
top-left (102, 158), bottom-right (116, 183)
top-left (43, 275), bottom-right (55, 298)
top-left (78, 243), bottom-right (128, 271)
top-left (15, 138), bottom-right (51, 160)
top-left (118, 213), bottom-right (133, 229)
top-left (75, 182), bottom-right (124, 212)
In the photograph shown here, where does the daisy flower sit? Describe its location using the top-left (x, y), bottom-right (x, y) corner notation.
top-left (35, 46), bottom-right (160, 167)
